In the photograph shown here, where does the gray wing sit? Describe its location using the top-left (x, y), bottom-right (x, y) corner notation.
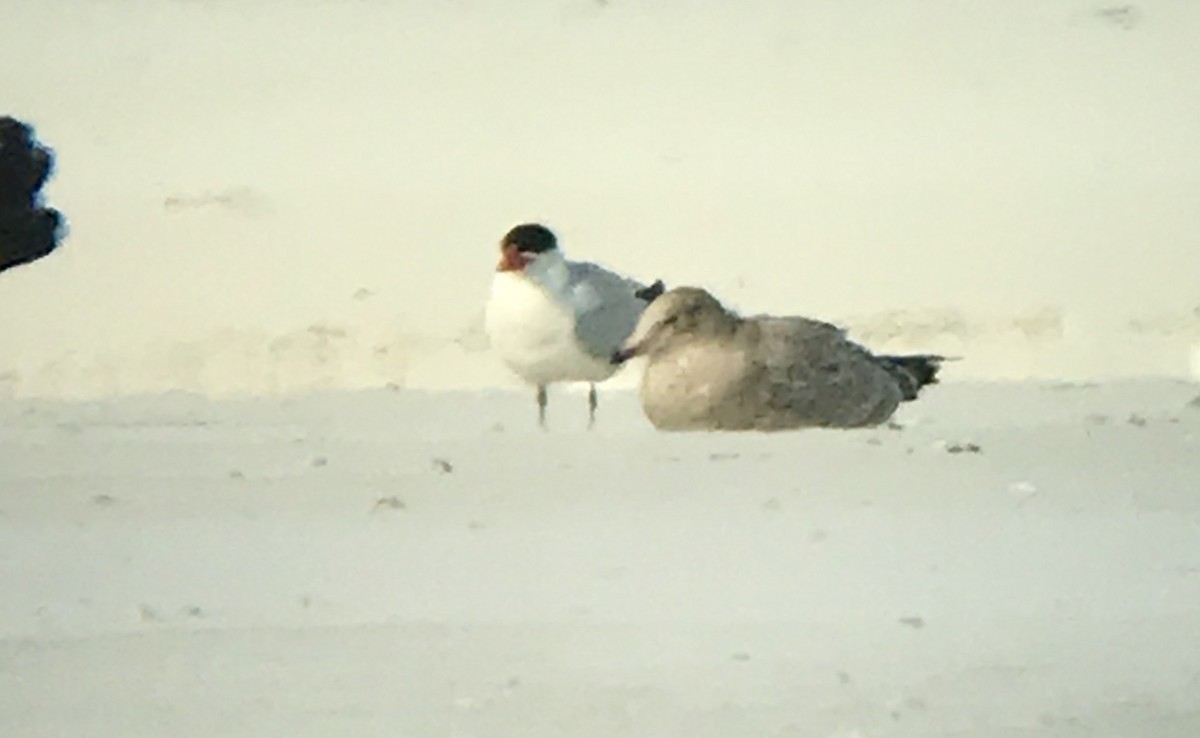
top-left (751, 313), bottom-right (846, 339)
top-left (755, 316), bottom-right (868, 378)
top-left (752, 316), bottom-right (901, 427)
top-left (566, 261), bottom-right (655, 359)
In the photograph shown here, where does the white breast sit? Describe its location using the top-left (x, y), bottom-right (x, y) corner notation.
top-left (484, 273), bottom-right (618, 385)
top-left (639, 343), bottom-right (750, 429)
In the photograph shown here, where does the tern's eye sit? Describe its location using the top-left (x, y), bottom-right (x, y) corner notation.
top-left (661, 315), bottom-right (679, 327)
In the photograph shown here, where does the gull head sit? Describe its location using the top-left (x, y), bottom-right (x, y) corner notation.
top-left (612, 286), bottom-right (734, 364)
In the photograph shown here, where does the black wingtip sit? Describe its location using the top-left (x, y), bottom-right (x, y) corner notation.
top-left (880, 354), bottom-right (946, 401)
top-left (635, 279), bottom-right (665, 303)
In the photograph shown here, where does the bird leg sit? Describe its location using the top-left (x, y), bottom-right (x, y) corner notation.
top-left (536, 384), bottom-right (548, 430)
top-left (587, 384), bottom-right (598, 429)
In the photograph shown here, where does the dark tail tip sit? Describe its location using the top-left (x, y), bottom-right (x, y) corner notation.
top-left (879, 354), bottom-right (945, 401)
top-left (635, 279), bottom-right (665, 303)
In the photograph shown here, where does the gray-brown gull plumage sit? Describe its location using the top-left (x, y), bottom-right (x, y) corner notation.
top-left (612, 286), bottom-right (944, 431)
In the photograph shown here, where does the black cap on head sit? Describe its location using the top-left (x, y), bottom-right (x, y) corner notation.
top-left (501, 223), bottom-right (558, 254)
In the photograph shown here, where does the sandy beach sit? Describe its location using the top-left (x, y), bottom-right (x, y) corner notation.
top-left (3, 0), bottom-right (1200, 734)
top-left (3, 380), bottom-right (1199, 736)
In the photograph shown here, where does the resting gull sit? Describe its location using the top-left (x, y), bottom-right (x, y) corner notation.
top-left (612, 286), bottom-right (944, 431)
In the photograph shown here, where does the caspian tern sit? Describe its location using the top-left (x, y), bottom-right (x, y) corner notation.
top-left (484, 223), bottom-right (663, 429)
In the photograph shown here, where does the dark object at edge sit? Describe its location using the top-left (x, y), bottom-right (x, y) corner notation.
top-left (0, 115), bottom-right (65, 275)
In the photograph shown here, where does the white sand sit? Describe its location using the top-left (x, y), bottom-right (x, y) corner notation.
top-left (3, 381), bottom-right (1199, 736)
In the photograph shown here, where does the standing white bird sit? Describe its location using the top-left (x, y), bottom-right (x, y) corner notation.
top-left (612, 286), bottom-right (945, 431)
top-left (484, 223), bottom-right (663, 429)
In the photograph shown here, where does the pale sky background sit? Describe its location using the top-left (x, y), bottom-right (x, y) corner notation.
top-left (1, 0), bottom-right (1198, 394)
